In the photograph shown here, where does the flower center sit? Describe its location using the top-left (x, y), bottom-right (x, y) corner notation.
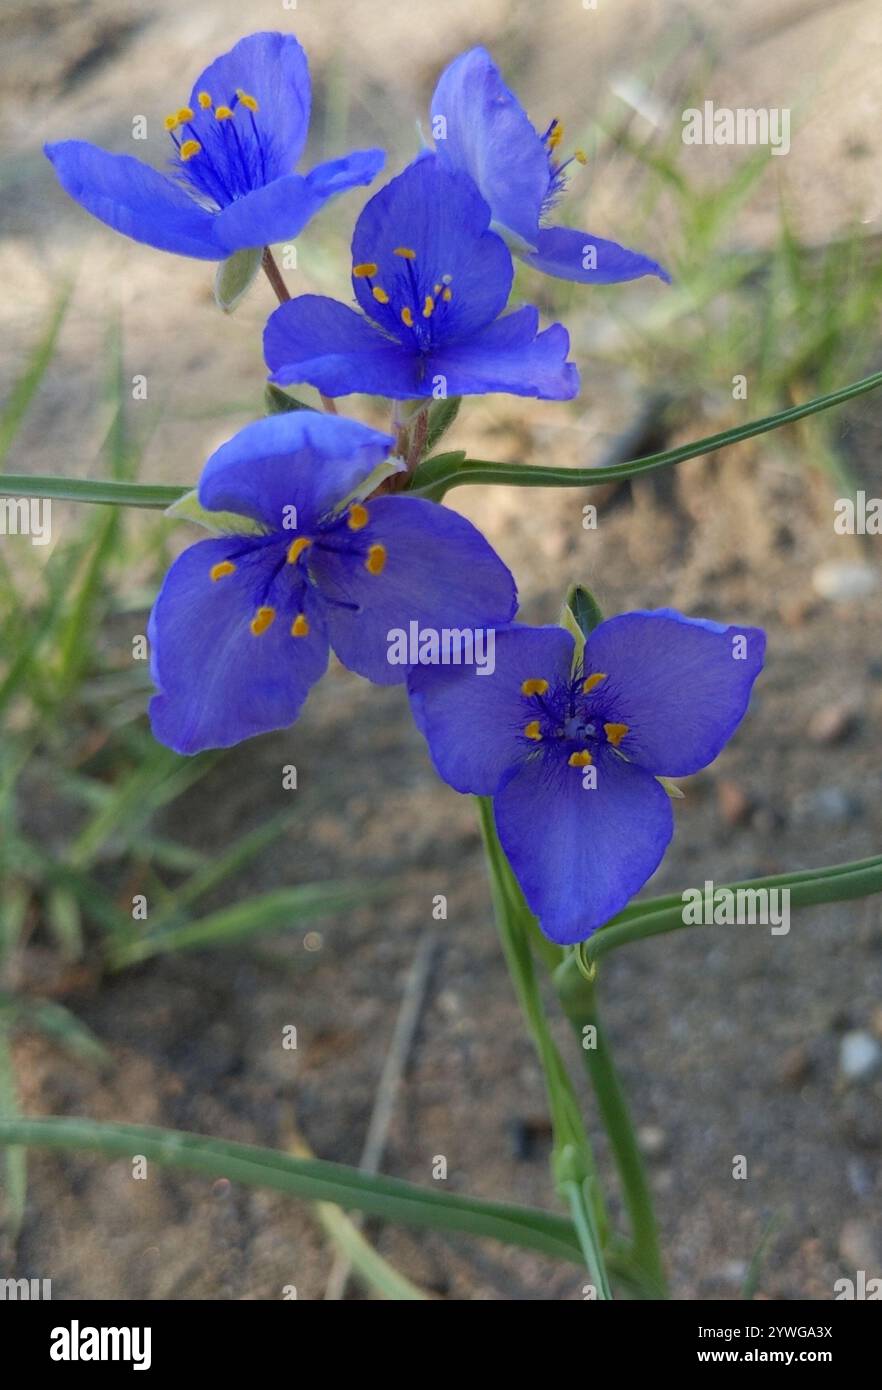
top-left (165, 88), bottom-right (266, 207)
top-left (205, 503), bottom-right (389, 638)
top-left (353, 249), bottom-right (455, 351)
top-left (518, 671), bottom-right (630, 767)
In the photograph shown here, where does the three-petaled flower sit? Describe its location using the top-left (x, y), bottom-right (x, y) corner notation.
top-left (148, 410), bottom-right (517, 754)
top-left (408, 611), bottom-right (765, 942)
top-left (263, 154), bottom-right (579, 400)
top-left (45, 32), bottom-right (384, 261)
top-left (430, 46), bottom-right (669, 287)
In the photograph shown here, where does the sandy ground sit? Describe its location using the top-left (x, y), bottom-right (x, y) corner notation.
top-left (1, 0), bottom-right (882, 1299)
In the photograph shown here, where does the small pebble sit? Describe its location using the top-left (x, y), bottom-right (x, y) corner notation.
top-left (716, 778), bottom-right (753, 826)
top-left (813, 561), bottom-right (878, 602)
top-left (839, 1030), bottom-right (882, 1084)
top-left (808, 702), bottom-right (859, 745)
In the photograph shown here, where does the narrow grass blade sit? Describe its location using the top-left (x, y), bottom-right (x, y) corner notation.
top-left (0, 1115), bottom-right (585, 1264)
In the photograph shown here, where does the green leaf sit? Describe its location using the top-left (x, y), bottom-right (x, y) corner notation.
top-left (11, 366), bottom-right (882, 510)
top-left (408, 449), bottom-right (467, 499)
top-left (409, 368), bottom-right (882, 498)
top-left (264, 383), bottom-right (314, 415)
top-left (164, 488), bottom-right (263, 536)
top-left (0, 476), bottom-right (189, 509)
top-left (0, 1115), bottom-right (586, 1266)
top-left (424, 396), bottom-right (462, 454)
top-left (563, 851), bottom-right (882, 971)
top-left (214, 248), bottom-right (262, 314)
top-left (0, 1028), bottom-right (26, 1240)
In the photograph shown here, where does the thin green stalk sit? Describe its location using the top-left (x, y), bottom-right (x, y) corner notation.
top-left (564, 1177), bottom-right (612, 1301)
top-left (476, 796), bottom-right (613, 1294)
top-left (555, 967), bottom-right (666, 1297)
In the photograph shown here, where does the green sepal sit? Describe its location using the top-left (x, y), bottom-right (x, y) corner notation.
top-left (424, 396), bottom-right (462, 454)
top-left (214, 247), bottom-right (262, 314)
top-left (264, 383), bottom-right (314, 415)
top-left (560, 584), bottom-right (604, 671)
top-left (164, 489), bottom-right (263, 536)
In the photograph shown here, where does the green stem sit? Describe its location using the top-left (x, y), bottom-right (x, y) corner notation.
top-left (476, 796), bottom-right (613, 1294)
top-left (564, 1178), bottom-right (613, 1301)
top-left (555, 965), bottom-right (666, 1297)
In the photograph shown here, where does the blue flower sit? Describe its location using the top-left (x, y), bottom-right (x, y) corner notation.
top-left (408, 611), bottom-right (765, 942)
top-left (148, 410), bottom-right (517, 754)
top-left (263, 154), bottom-right (579, 400)
top-left (429, 47), bottom-right (669, 287)
top-left (45, 32), bottom-right (384, 261)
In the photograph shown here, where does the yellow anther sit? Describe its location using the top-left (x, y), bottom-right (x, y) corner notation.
top-left (393, 246), bottom-right (417, 259)
top-left (237, 90), bottom-right (259, 112)
top-left (291, 613), bottom-right (310, 638)
top-left (582, 672), bottom-right (607, 694)
top-left (353, 262), bottom-right (378, 278)
top-left (520, 678), bottom-right (549, 697)
top-left (215, 105), bottom-right (234, 121)
top-left (604, 722), bottom-right (629, 747)
top-left (347, 503), bottom-right (369, 531)
top-left (434, 282), bottom-right (442, 294)
top-left (250, 606), bottom-right (276, 636)
top-left (442, 287), bottom-right (453, 302)
top-left (568, 749), bottom-right (592, 768)
top-left (179, 139), bottom-right (201, 161)
top-left (177, 106), bottom-right (194, 123)
top-left (401, 306), bottom-right (414, 328)
top-left (422, 295), bottom-right (435, 318)
top-left (548, 121), bottom-right (564, 150)
top-left (209, 560), bottom-right (236, 582)
top-left (372, 286), bottom-right (390, 304)
top-left (287, 537), bottom-right (312, 564)
top-left (197, 91), bottom-right (213, 109)
top-left (164, 113), bottom-right (180, 131)
top-left (524, 720), bottom-right (543, 741)
top-left (365, 543), bottom-right (387, 576)
top-left (574, 149), bottom-right (588, 165)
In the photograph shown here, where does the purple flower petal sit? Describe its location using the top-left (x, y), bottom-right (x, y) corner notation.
top-left (264, 296), bottom-right (422, 398)
top-left (190, 31), bottom-right (311, 179)
top-left (428, 306), bottom-right (579, 400)
top-left (408, 624), bottom-right (574, 794)
top-left (430, 47), bottom-right (548, 246)
top-left (310, 497), bottom-right (518, 685)
top-left (148, 536), bottom-right (329, 754)
top-left (350, 155), bottom-right (513, 342)
top-left (198, 411), bottom-right (395, 531)
top-left (583, 609), bottom-right (766, 776)
top-left (523, 225), bottom-right (671, 285)
top-left (494, 746), bottom-right (674, 943)
top-left (44, 141), bottom-right (221, 259)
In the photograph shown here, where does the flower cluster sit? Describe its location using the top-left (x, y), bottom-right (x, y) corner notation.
top-left (47, 31), bottom-right (765, 942)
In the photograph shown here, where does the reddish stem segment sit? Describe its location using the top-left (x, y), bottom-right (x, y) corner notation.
top-left (260, 247), bottom-right (337, 415)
